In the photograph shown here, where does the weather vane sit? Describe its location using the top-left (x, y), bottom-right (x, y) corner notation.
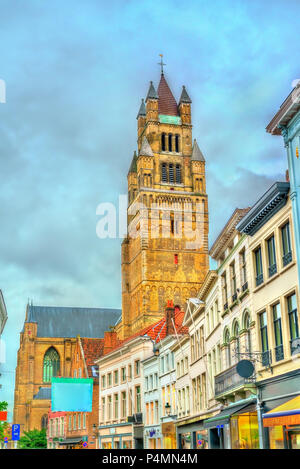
top-left (158, 54), bottom-right (166, 74)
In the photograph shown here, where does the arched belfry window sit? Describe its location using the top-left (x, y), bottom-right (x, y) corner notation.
top-left (175, 135), bottom-right (180, 153)
top-left (168, 134), bottom-right (173, 152)
top-left (41, 414), bottom-right (48, 430)
top-left (176, 165), bottom-right (181, 184)
top-left (43, 347), bottom-right (60, 383)
top-left (161, 133), bottom-right (166, 152)
top-left (169, 164), bottom-right (174, 183)
top-left (162, 163), bottom-right (167, 182)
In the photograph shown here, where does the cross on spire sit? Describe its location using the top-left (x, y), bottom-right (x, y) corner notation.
top-left (158, 54), bottom-right (166, 74)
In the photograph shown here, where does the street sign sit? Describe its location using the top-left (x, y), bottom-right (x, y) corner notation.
top-left (4, 437), bottom-right (8, 443)
top-left (82, 442), bottom-right (88, 448)
top-left (12, 424), bottom-right (20, 441)
top-left (0, 411), bottom-right (7, 421)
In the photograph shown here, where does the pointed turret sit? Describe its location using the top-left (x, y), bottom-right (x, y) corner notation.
top-left (136, 99), bottom-right (146, 119)
top-left (145, 81), bottom-right (158, 101)
top-left (191, 139), bottom-right (205, 161)
top-left (157, 74), bottom-right (178, 116)
top-left (128, 151), bottom-right (138, 174)
top-left (179, 85), bottom-right (192, 104)
top-left (139, 136), bottom-right (154, 157)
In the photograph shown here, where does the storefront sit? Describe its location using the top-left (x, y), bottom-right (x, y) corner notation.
top-left (161, 422), bottom-right (176, 449)
top-left (58, 437), bottom-right (84, 449)
top-left (98, 423), bottom-right (134, 449)
top-left (144, 426), bottom-right (161, 449)
top-left (257, 368), bottom-right (300, 449)
top-left (263, 395), bottom-right (300, 449)
top-left (176, 419), bottom-right (210, 449)
top-left (204, 398), bottom-right (259, 449)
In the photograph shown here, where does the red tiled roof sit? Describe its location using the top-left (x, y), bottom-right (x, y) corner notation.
top-left (157, 74), bottom-right (179, 116)
top-left (104, 309), bottom-right (188, 356)
top-left (80, 338), bottom-right (104, 377)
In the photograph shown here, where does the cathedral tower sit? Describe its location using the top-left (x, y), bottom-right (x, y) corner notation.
top-left (118, 68), bottom-right (209, 339)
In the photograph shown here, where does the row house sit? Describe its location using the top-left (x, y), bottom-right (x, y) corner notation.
top-left (47, 336), bottom-right (102, 449)
top-left (96, 303), bottom-right (186, 449)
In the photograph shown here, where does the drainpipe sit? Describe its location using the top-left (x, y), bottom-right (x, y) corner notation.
top-left (256, 390), bottom-right (264, 449)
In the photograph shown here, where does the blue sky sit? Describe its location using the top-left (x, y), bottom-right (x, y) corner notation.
top-left (0, 0), bottom-right (300, 418)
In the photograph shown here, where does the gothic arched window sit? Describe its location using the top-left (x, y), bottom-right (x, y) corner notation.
top-left (162, 163), bottom-right (167, 182)
top-left (168, 134), bottom-right (173, 152)
top-left (175, 135), bottom-right (180, 153)
top-left (41, 414), bottom-right (48, 430)
top-left (169, 164), bottom-right (174, 183)
top-left (244, 312), bottom-right (252, 354)
top-left (161, 133), bottom-right (166, 152)
top-left (176, 165), bottom-right (181, 184)
top-left (43, 347), bottom-right (60, 383)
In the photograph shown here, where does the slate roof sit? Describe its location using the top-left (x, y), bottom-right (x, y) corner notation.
top-left (139, 136), bottom-right (154, 157)
top-left (191, 139), bottom-right (205, 162)
top-left (146, 81), bottom-right (158, 101)
top-left (33, 387), bottom-right (51, 400)
top-left (157, 74), bottom-right (178, 116)
top-left (179, 85), bottom-right (192, 104)
top-left (128, 151), bottom-right (138, 173)
top-left (80, 337), bottom-right (104, 377)
top-left (104, 308), bottom-right (188, 356)
top-left (24, 305), bottom-right (121, 338)
top-left (136, 98), bottom-right (146, 119)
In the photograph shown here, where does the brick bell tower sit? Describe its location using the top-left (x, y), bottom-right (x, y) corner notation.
top-left (117, 64), bottom-right (209, 339)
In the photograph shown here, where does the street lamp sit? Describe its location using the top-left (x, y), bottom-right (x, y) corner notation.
top-left (165, 402), bottom-right (171, 416)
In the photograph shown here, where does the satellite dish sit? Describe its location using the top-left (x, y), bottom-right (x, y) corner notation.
top-left (236, 360), bottom-right (255, 378)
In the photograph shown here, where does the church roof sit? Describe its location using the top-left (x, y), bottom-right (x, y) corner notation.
top-left (139, 136), bottom-right (154, 157)
top-left (146, 81), bottom-right (158, 101)
top-left (128, 151), bottom-right (137, 173)
top-left (24, 305), bottom-right (121, 338)
top-left (157, 73), bottom-right (178, 116)
top-left (191, 139), bottom-right (205, 162)
top-left (33, 387), bottom-right (51, 400)
top-left (80, 338), bottom-right (104, 378)
top-left (136, 98), bottom-right (146, 119)
top-left (179, 85), bottom-right (192, 104)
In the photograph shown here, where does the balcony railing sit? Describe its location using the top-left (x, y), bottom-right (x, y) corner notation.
top-left (268, 263), bottom-right (277, 277)
top-left (256, 274), bottom-right (264, 287)
top-left (274, 344), bottom-right (284, 362)
top-left (214, 363), bottom-right (255, 397)
top-left (290, 338), bottom-right (300, 356)
top-left (232, 292), bottom-right (238, 303)
top-left (283, 251), bottom-right (292, 267)
top-left (261, 350), bottom-right (272, 367)
top-left (242, 281), bottom-right (248, 292)
top-left (223, 302), bottom-right (228, 311)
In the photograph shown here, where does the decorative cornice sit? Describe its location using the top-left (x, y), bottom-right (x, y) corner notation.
top-left (236, 182), bottom-right (290, 236)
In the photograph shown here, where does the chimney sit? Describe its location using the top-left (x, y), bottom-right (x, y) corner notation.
top-left (165, 300), bottom-right (175, 336)
top-left (103, 331), bottom-right (118, 355)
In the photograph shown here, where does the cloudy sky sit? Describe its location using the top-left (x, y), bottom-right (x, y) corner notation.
top-left (1, 0), bottom-right (300, 417)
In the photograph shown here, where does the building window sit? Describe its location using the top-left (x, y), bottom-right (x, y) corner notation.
top-left (114, 370), bottom-right (119, 385)
top-left (169, 164), bottom-right (174, 183)
top-left (267, 235), bottom-right (277, 277)
top-left (73, 414), bottom-right (76, 430)
top-left (168, 134), bottom-right (173, 152)
top-left (78, 413), bottom-right (81, 429)
top-left (41, 414), bottom-right (48, 430)
top-left (43, 347), bottom-right (60, 383)
top-left (78, 368), bottom-right (82, 378)
top-left (230, 261), bottom-right (237, 301)
top-left (273, 303), bottom-right (284, 361)
top-left (101, 375), bottom-right (106, 389)
top-left (121, 367), bottom-right (126, 382)
top-left (121, 392), bottom-right (126, 418)
top-left (175, 164), bottom-right (181, 183)
top-left (161, 133), bottom-right (166, 151)
top-left (224, 328), bottom-right (231, 368)
top-left (287, 293), bottom-right (300, 355)
top-left (233, 322), bottom-right (240, 361)
top-left (83, 413), bottom-right (86, 429)
top-left (135, 360), bottom-right (140, 377)
top-left (222, 272), bottom-right (228, 310)
top-left (281, 222), bottom-right (292, 266)
top-left (68, 415), bottom-right (72, 431)
top-left (135, 386), bottom-right (141, 413)
top-left (254, 247), bottom-right (263, 286)
top-left (240, 249), bottom-right (247, 290)
top-left (108, 373), bottom-right (112, 386)
top-left (244, 312), bottom-right (252, 354)
top-left (114, 394), bottom-right (119, 419)
top-left (102, 397), bottom-right (105, 421)
top-left (128, 364), bottom-right (132, 379)
top-left (175, 134), bottom-right (179, 152)
top-left (259, 311), bottom-right (270, 366)
top-left (108, 396), bottom-right (112, 420)
top-left (161, 163), bottom-right (167, 182)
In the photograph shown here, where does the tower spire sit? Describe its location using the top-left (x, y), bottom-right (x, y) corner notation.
top-left (158, 54), bottom-right (166, 75)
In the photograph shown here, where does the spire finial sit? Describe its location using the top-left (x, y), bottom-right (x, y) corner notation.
top-left (158, 54), bottom-right (166, 74)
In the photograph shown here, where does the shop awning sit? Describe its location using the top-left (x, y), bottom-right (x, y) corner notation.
top-left (203, 398), bottom-right (257, 429)
top-left (58, 437), bottom-right (83, 445)
top-left (263, 395), bottom-right (300, 427)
